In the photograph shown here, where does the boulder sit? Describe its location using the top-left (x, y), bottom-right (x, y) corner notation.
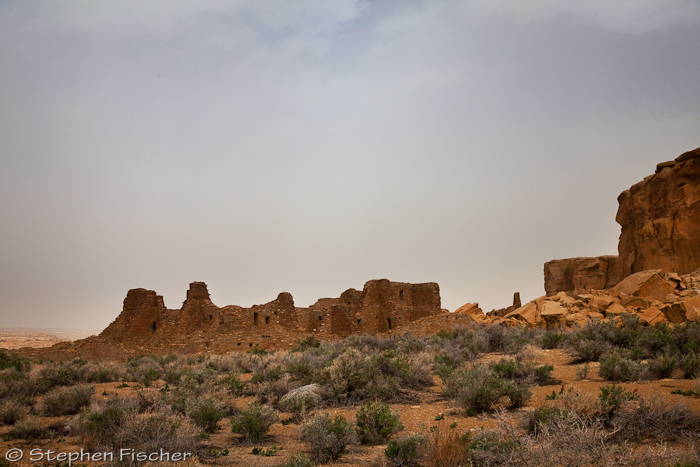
top-left (454, 302), bottom-right (484, 318)
top-left (544, 256), bottom-right (619, 296)
top-left (280, 384), bottom-right (322, 406)
top-left (504, 301), bottom-right (540, 326)
top-left (639, 307), bottom-right (666, 326)
top-left (612, 270), bottom-right (677, 303)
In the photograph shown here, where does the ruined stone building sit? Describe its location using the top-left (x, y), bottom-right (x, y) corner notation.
top-left (98, 279), bottom-right (444, 350)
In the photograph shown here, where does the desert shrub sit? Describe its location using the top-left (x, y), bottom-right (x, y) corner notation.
top-left (354, 401), bottom-right (403, 445)
top-left (81, 397), bottom-right (197, 455)
top-left (41, 384), bottom-right (94, 416)
top-left (681, 352), bottom-right (700, 378)
top-left (80, 396), bottom-right (140, 449)
top-left (231, 403), bottom-right (278, 443)
top-left (248, 378), bottom-right (295, 408)
top-left (0, 370), bottom-right (38, 400)
top-left (251, 365), bottom-right (285, 384)
top-left (8, 415), bottom-right (47, 440)
top-left (526, 406), bottom-right (567, 435)
top-left (82, 361), bottom-right (126, 383)
top-left (0, 399), bottom-right (30, 425)
top-left (468, 428), bottom-right (518, 467)
top-left (300, 413), bottom-right (355, 464)
top-left (575, 363), bottom-right (590, 380)
top-left (216, 372), bottom-right (246, 396)
top-left (598, 350), bottom-right (643, 381)
top-left (0, 350), bottom-right (30, 372)
top-left (571, 339), bottom-right (612, 363)
top-left (281, 453), bottom-right (314, 467)
top-left (598, 383), bottom-right (638, 420)
top-left (541, 331), bottom-right (566, 349)
top-left (502, 381), bottom-right (532, 408)
top-left (36, 360), bottom-right (86, 389)
top-left (279, 391), bottom-right (318, 423)
top-left (446, 364), bottom-right (506, 412)
top-left (320, 348), bottom-right (400, 403)
top-left (609, 395), bottom-right (700, 442)
top-left (644, 353), bottom-right (678, 380)
top-left (292, 336), bottom-right (322, 352)
top-left (187, 396), bottom-right (227, 433)
top-left (421, 426), bottom-right (470, 467)
top-left (385, 434), bottom-right (424, 466)
top-left (126, 355), bottom-right (164, 387)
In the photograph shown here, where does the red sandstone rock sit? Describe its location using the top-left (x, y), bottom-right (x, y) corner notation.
top-left (544, 256), bottom-right (619, 296)
top-left (613, 148), bottom-right (700, 279)
top-left (454, 303), bottom-right (484, 318)
top-left (612, 270), bottom-right (677, 303)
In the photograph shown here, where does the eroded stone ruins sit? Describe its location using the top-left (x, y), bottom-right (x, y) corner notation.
top-left (20, 148), bottom-right (700, 359)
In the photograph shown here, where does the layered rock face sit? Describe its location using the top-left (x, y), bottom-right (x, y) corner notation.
top-left (613, 148), bottom-right (700, 279)
top-left (544, 256), bottom-right (619, 296)
top-left (545, 148), bottom-right (700, 295)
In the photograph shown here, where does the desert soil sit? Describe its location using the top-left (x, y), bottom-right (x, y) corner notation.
top-left (1, 347), bottom-right (699, 467)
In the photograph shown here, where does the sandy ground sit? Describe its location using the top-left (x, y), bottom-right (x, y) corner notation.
top-left (1, 348), bottom-right (699, 467)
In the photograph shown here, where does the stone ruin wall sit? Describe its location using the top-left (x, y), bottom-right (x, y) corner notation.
top-left (98, 279), bottom-right (443, 348)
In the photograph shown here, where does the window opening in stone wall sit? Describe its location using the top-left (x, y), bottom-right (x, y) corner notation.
top-left (254, 312), bottom-right (259, 327)
top-left (387, 318), bottom-right (392, 329)
top-left (318, 316), bottom-right (323, 321)
top-left (265, 316), bottom-right (269, 325)
top-left (152, 322), bottom-right (156, 332)
top-left (399, 290), bottom-right (404, 300)
top-left (209, 315), bottom-right (213, 321)
top-left (357, 319), bottom-right (361, 325)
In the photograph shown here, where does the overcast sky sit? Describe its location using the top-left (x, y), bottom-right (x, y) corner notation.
top-left (1, 1), bottom-right (698, 331)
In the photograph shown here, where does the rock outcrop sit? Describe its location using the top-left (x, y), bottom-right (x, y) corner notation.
top-left (544, 256), bottom-right (619, 296)
top-left (545, 148), bottom-right (700, 296)
top-left (614, 148), bottom-right (700, 279)
top-left (506, 268), bottom-right (700, 329)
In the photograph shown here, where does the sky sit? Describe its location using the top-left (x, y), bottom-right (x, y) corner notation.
top-left (0, 0), bottom-right (698, 331)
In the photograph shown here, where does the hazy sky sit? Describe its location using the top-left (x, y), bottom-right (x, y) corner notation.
top-left (1, 1), bottom-right (699, 331)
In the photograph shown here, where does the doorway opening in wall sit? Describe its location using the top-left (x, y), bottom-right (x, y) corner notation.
top-left (387, 318), bottom-right (392, 330)
top-left (357, 319), bottom-right (361, 325)
top-left (152, 322), bottom-right (156, 332)
top-left (254, 313), bottom-right (259, 327)
top-left (265, 316), bottom-right (269, 325)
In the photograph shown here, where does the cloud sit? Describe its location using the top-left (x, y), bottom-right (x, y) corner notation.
top-left (467, 0), bottom-right (700, 33)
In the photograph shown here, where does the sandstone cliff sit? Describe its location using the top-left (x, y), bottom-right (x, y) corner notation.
top-left (613, 148), bottom-right (700, 279)
top-left (545, 148), bottom-right (700, 295)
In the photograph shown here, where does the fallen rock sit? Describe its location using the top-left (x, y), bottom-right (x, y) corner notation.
top-left (612, 270), bottom-right (677, 303)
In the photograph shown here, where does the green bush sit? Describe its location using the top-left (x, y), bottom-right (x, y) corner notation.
top-left (599, 383), bottom-right (638, 420)
top-left (282, 453), bottom-right (314, 467)
top-left (0, 350), bottom-right (30, 373)
top-left (446, 365), bottom-right (505, 412)
top-left (645, 353), bottom-right (678, 380)
top-left (572, 339), bottom-right (612, 363)
top-left (681, 352), bottom-right (700, 378)
top-left (8, 415), bottom-right (47, 440)
top-left (41, 384), bottom-right (94, 416)
top-left (503, 381), bottom-right (532, 408)
top-left (385, 434), bottom-right (424, 466)
top-left (354, 401), bottom-right (403, 445)
top-left (541, 331), bottom-right (567, 349)
top-left (300, 413), bottom-right (355, 464)
top-left (598, 350), bottom-right (643, 382)
top-left (231, 403), bottom-right (278, 443)
top-left (80, 397), bottom-right (139, 449)
top-left (216, 373), bottom-right (246, 396)
top-left (187, 397), bottom-right (227, 433)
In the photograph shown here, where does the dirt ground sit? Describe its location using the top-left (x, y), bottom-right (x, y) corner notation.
top-left (2, 348), bottom-right (699, 467)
